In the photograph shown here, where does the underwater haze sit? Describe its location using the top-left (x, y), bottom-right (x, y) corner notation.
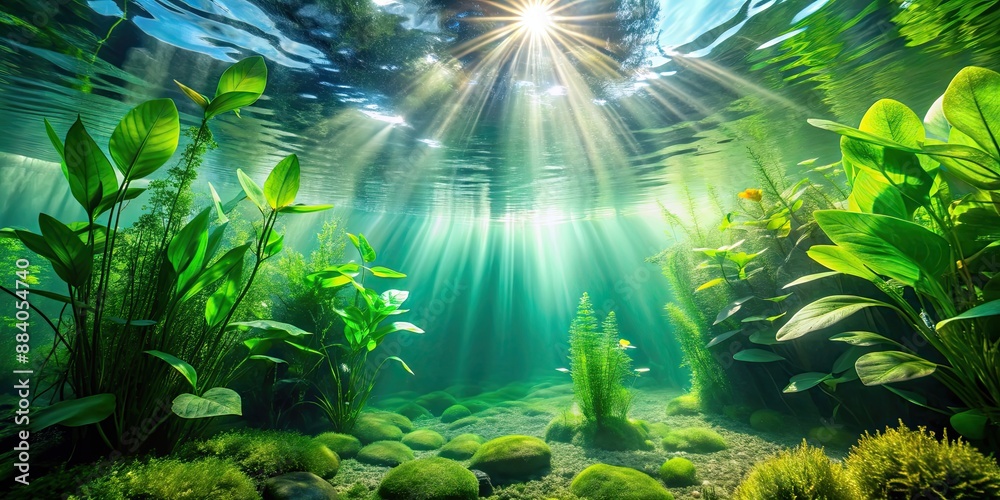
top-left (2, 0), bottom-right (1000, 499)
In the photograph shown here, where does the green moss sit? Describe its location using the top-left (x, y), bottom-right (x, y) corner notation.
top-left (659, 457), bottom-right (697, 487)
top-left (378, 457), bottom-right (479, 500)
top-left (402, 429), bottom-right (447, 450)
top-left (353, 413), bottom-right (405, 444)
top-left (844, 423), bottom-right (1000, 499)
top-left (343, 482), bottom-right (374, 500)
top-left (416, 391), bottom-right (459, 416)
top-left (576, 418), bottom-right (653, 451)
top-left (448, 416), bottom-right (479, 430)
top-left (367, 411), bottom-right (415, 433)
top-left (468, 435), bottom-right (552, 483)
top-left (182, 430), bottom-right (340, 479)
top-left (733, 442), bottom-right (861, 500)
top-left (646, 422), bottom-right (671, 437)
top-left (396, 403), bottom-right (432, 421)
top-left (461, 400), bottom-right (491, 414)
top-left (357, 441), bottom-right (416, 467)
top-left (570, 464), bottom-right (673, 500)
top-left (441, 404), bottom-right (473, 423)
top-left (314, 432), bottom-right (362, 459)
top-left (439, 434), bottom-right (485, 460)
top-left (660, 427), bottom-right (727, 453)
top-left (544, 412), bottom-right (584, 443)
top-left (807, 426), bottom-right (855, 448)
top-left (665, 394), bottom-right (700, 416)
top-left (749, 409), bottom-right (786, 433)
top-left (84, 457), bottom-right (258, 499)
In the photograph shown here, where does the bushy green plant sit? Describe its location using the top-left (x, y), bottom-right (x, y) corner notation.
top-left (844, 422), bottom-right (1000, 499)
top-left (732, 442), bottom-right (861, 500)
top-left (80, 457), bottom-right (258, 499)
top-left (180, 429), bottom-right (340, 480)
top-left (544, 411), bottom-right (584, 442)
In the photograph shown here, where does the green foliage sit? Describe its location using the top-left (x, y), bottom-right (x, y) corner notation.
top-left (468, 435), bottom-right (552, 483)
top-left (732, 442), bottom-right (861, 500)
top-left (81, 457), bottom-right (258, 499)
top-left (357, 440), bottom-right (415, 467)
top-left (575, 418), bottom-right (653, 451)
top-left (377, 457), bottom-right (479, 500)
top-left (440, 404), bottom-right (472, 423)
top-left (402, 429), bottom-right (446, 450)
top-left (181, 429), bottom-right (340, 480)
top-left (844, 423), bottom-right (1000, 499)
top-left (570, 464), bottom-right (674, 500)
top-left (660, 427), bottom-right (728, 453)
top-left (544, 411), bottom-right (585, 443)
top-left (659, 457), bottom-right (698, 487)
top-left (438, 434), bottom-right (484, 460)
top-left (314, 432), bottom-right (362, 459)
top-left (665, 393), bottom-right (700, 416)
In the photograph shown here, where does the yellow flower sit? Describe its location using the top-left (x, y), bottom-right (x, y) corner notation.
top-left (738, 188), bottom-right (763, 202)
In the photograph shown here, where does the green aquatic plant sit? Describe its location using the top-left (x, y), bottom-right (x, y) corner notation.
top-left (180, 429), bottom-right (340, 480)
top-left (80, 457), bottom-right (259, 499)
top-left (844, 422), bottom-right (1000, 499)
top-left (732, 441), bottom-right (861, 500)
top-left (779, 65), bottom-right (1000, 444)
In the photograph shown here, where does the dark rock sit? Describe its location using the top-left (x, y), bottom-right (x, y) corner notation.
top-left (263, 472), bottom-right (338, 500)
top-left (471, 469), bottom-right (493, 497)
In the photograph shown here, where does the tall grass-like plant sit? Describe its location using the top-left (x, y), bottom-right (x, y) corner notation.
top-left (567, 293), bottom-right (633, 428)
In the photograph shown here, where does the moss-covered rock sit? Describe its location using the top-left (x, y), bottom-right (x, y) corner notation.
top-left (733, 442), bottom-right (860, 500)
top-left (377, 457), bottom-right (479, 500)
top-left (263, 472), bottom-right (338, 500)
top-left (438, 434), bottom-right (485, 460)
top-left (665, 394), bottom-right (700, 416)
top-left (441, 404), bottom-right (473, 423)
top-left (468, 435), bottom-right (551, 483)
top-left (314, 432), bottom-right (362, 459)
top-left (749, 409), bottom-right (785, 433)
top-left (368, 411), bottom-right (415, 433)
top-left (84, 457), bottom-right (259, 499)
top-left (353, 414), bottom-right (405, 444)
top-left (570, 464), bottom-right (673, 500)
top-left (395, 403), bottom-right (432, 421)
top-left (645, 422), bottom-right (671, 438)
top-left (416, 391), bottom-right (459, 416)
top-left (357, 441), bottom-right (415, 467)
top-left (659, 457), bottom-right (697, 487)
top-left (182, 430), bottom-right (340, 479)
top-left (544, 412), bottom-right (584, 443)
top-left (461, 400), bottom-right (491, 414)
top-left (574, 418), bottom-right (653, 451)
top-left (660, 427), bottom-right (727, 453)
top-left (448, 416), bottom-right (479, 430)
top-left (402, 429), bottom-right (446, 450)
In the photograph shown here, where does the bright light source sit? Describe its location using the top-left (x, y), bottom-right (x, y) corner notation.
top-left (518, 3), bottom-right (554, 35)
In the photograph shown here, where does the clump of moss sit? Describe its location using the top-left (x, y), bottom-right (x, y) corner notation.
top-left (314, 432), bottom-right (362, 459)
top-left (469, 435), bottom-right (551, 483)
top-left (449, 416), bottom-right (479, 430)
top-left (402, 429), bottom-right (447, 450)
top-left (661, 427), bottom-right (727, 453)
top-left (83, 457), bottom-right (258, 499)
top-left (646, 422), bottom-right (671, 438)
top-left (545, 412), bottom-right (585, 443)
top-left (659, 457), bottom-right (697, 487)
top-left (749, 409), bottom-right (785, 433)
top-left (439, 434), bottom-right (485, 460)
top-left (416, 391), bottom-right (459, 416)
top-left (353, 413), bottom-right (406, 444)
top-left (807, 426), bottom-right (855, 448)
top-left (357, 441), bottom-right (415, 467)
top-left (570, 463), bottom-right (673, 500)
top-left (367, 411), bottom-right (415, 433)
top-left (665, 394), bottom-right (700, 416)
top-left (181, 430), bottom-right (340, 479)
top-left (378, 457), bottom-right (479, 500)
top-left (844, 422), bottom-right (1000, 499)
top-left (575, 418), bottom-right (653, 451)
top-left (732, 442), bottom-right (861, 500)
top-left (396, 403), bottom-right (432, 421)
top-left (461, 400), bottom-right (491, 414)
top-left (441, 404), bottom-right (473, 423)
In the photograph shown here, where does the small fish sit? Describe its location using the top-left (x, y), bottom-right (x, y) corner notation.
top-left (619, 339), bottom-right (636, 349)
top-left (738, 188), bottom-right (763, 202)
top-left (556, 367), bottom-right (570, 373)
top-left (634, 368), bottom-right (650, 373)
top-left (797, 157), bottom-right (819, 166)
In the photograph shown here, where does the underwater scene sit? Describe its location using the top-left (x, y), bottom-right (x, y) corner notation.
top-left (2, 0), bottom-right (1000, 498)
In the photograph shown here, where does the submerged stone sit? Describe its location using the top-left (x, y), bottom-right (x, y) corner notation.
top-left (263, 472), bottom-right (339, 500)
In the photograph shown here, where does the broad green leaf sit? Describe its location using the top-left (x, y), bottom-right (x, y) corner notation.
top-left (885, 385), bottom-right (935, 410)
top-left (348, 233), bottom-right (361, 252)
top-left (748, 329), bottom-right (780, 345)
top-left (950, 409), bottom-right (988, 440)
top-left (855, 351), bottom-right (936, 386)
top-left (926, 137), bottom-right (1000, 189)
top-left (263, 154), bottom-right (300, 209)
top-left (30, 394), bottom-right (115, 431)
top-left (782, 271), bottom-right (839, 289)
top-left (182, 243), bottom-right (249, 303)
top-left (174, 80), bottom-right (209, 109)
top-left (279, 204), bottom-right (334, 213)
top-left (109, 99), bottom-right (180, 180)
top-left (370, 266), bottom-right (406, 278)
top-left (285, 341), bottom-right (323, 356)
top-left (96, 187), bottom-right (145, 216)
top-left (249, 355), bottom-right (287, 364)
top-left (695, 277), bottom-right (725, 292)
top-left (848, 170), bottom-right (908, 219)
top-left (733, 349), bottom-right (786, 363)
top-left (216, 56), bottom-right (267, 97)
top-left (237, 169), bottom-right (268, 213)
top-left (208, 183), bottom-right (229, 223)
top-left (714, 295), bottom-right (754, 325)
top-left (385, 356), bottom-right (414, 375)
top-left (814, 210), bottom-right (951, 299)
top-left (145, 350), bottom-right (198, 391)
top-left (108, 317), bottom-right (156, 327)
top-left (358, 233), bottom-right (376, 262)
top-left (228, 320), bottom-right (312, 338)
top-left (829, 331), bottom-right (903, 348)
top-left (44, 118), bottom-right (68, 179)
top-left (171, 387), bottom-right (242, 418)
top-left (205, 222), bottom-right (229, 263)
top-left (63, 116), bottom-right (108, 215)
top-left (777, 295), bottom-right (896, 341)
top-left (832, 346), bottom-right (865, 374)
top-left (205, 90), bottom-right (257, 120)
top-left (372, 321), bottom-right (424, 343)
top-left (38, 214), bottom-right (92, 286)
top-left (807, 245), bottom-right (880, 283)
top-left (205, 258), bottom-right (243, 328)
top-left (942, 66), bottom-right (1000, 158)
top-left (764, 293), bottom-right (793, 303)
top-left (936, 299), bottom-right (1000, 331)
top-left (264, 230), bottom-right (284, 258)
top-left (808, 119), bottom-right (921, 153)
top-left (783, 372), bottom-right (832, 393)
top-left (380, 289), bottom-right (409, 308)
top-left (705, 329), bottom-right (741, 348)
top-left (243, 338), bottom-right (272, 353)
top-left (31, 288), bottom-right (95, 311)
top-left (167, 208), bottom-right (211, 294)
